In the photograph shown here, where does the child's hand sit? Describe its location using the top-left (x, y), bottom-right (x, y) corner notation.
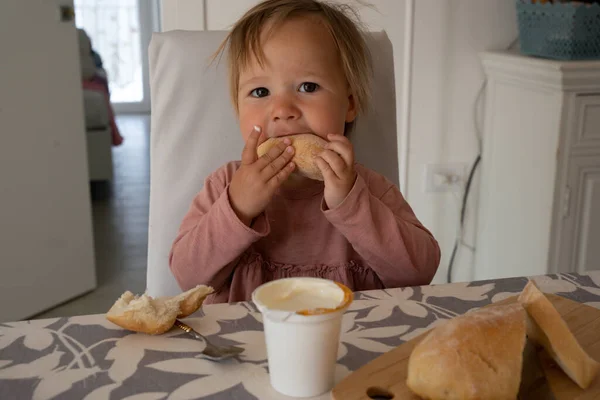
top-left (316, 134), bottom-right (357, 209)
top-left (229, 126), bottom-right (296, 226)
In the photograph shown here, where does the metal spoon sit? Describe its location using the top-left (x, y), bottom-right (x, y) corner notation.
top-left (174, 319), bottom-right (244, 361)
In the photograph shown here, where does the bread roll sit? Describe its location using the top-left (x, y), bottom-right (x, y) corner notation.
top-left (257, 133), bottom-right (327, 181)
top-left (406, 303), bottom-right (527, 400)
top-left (518, 279), bottom-right (600, 389)
top-left (106, 285), bottom-right (214, 335)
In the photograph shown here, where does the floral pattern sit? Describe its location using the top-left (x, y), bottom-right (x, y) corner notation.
top-left (1, 272), bottom-right (599, 399)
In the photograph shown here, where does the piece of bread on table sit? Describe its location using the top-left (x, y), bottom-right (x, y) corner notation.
top-left (257, 133), bottom-right (327, 181)
top-left (407, 302), bottom-right (527, 400)
top-left (518, 279), bottom-right (600, 389)
top-left (106, 285), bottom-right (214, 335)
top-left (174, 285), bottom-right (214, 318)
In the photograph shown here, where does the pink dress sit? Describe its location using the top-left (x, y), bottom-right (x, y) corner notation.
top-left (169, 161), bottom-right (441, 304)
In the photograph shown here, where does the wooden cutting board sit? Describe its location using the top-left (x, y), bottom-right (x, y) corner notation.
top-left (331, 294), bottom-right (600, 400)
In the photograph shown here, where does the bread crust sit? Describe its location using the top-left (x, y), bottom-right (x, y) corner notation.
top-left (257, 133), bottom-right (327, 181)
top-left (407, 280), bottom-right (600, 398)
top-left (106, 285), bottom-right (214, 334)
top-left (518, 279), bottom-right (600, 389)
top-left (406, 303), bottom-right (527, 400)
top-left (175, 285), bottom-right (215, 318)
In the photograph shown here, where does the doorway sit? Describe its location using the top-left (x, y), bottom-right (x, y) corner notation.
top-left (74, 0), bottom-right (160, 113)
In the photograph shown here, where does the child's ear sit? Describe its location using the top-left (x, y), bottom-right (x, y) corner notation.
top-left (345, 93), bottom-right (358, 123)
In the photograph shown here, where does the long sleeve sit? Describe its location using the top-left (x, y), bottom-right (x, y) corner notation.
top-left (169, 165), bottom-right (270, 292)
top-left (323, 167), bottom-right (440, 288)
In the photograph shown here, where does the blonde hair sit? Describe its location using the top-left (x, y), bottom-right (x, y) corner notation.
top-left (213, 0), bottom-right (372, 119)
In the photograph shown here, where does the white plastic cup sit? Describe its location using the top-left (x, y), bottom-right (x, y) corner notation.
top-left (252, 277), bottom-right (353, 398)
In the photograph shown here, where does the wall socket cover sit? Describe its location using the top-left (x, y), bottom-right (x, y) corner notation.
top-left (424, 163), bottom-right (468, 192)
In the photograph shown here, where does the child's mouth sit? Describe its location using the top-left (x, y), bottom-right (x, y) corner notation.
top-left (269, 130), bottom-right (315, 139)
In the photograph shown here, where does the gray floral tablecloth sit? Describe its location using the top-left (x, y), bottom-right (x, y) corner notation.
top-left (2, 272), bottom-right (600, 399)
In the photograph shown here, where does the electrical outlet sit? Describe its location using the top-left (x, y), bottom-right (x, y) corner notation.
top-left (423, 163), bottom-right (468, 192)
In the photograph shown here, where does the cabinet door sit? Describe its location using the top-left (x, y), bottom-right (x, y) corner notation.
top-left (555, 155), bottom-right (600, 274)
top-left (570, 95), bottom-right (600, 151)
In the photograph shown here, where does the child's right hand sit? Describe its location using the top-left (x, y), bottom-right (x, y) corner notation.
top-left (228, 126), bottom-right (296, 226)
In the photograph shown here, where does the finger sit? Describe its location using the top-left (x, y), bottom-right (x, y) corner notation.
top-left (255, 137), bottom-right (291, 169)
top-left (325, 139), bottom-right (353, 167)
top-left (267, 161), bottom-right (296, 190)
top-left (257, 131), bottom-right (268, 147)
top-left (320, 149), bottom-right (346, 178)
top-left (262, 144), bottom-right (295, 180)
top-left (241, 126), bottom-right (262, 165)
top-left (315, 156), bottom-right (338, 182)
top-left (327, 133), bottom-right (350, 143)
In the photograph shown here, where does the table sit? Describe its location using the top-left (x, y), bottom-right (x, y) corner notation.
top-left (2, 272), bottom-right (600, 399)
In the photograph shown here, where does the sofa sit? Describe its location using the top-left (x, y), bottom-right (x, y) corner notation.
top-left (78, 28), bottom-right (114, 182)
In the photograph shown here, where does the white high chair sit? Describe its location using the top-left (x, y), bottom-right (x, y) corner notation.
top-left (146, 30), bottom-right (398, 297)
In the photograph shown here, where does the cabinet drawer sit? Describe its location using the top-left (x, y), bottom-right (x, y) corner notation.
top-left (572, 95), bottom-right (600, 150)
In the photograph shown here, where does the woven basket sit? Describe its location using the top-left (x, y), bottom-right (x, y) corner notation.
top-left (516, 0), bottom-right (600, 60)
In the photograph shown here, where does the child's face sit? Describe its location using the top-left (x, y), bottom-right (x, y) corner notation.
top-left (237, 16), bottom-right (357, 143)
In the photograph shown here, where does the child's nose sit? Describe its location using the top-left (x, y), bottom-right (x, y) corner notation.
top-left (271, 95), bottom-right (300, 122)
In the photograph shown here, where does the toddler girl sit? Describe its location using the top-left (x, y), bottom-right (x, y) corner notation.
top-left (169, 0), bottom-right (441, 304)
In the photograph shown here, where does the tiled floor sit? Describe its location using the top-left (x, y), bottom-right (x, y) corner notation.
top-left (35, 114), bottom-right (150, 319)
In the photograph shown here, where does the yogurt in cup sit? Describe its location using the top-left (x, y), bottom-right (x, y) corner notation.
top-left (252, 277), bottom-right (353, 398)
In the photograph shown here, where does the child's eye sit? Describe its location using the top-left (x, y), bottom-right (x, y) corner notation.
top-left (250, 87), bottom-right (269, 98)
top-left (299, 82), bottom-right (319, 93)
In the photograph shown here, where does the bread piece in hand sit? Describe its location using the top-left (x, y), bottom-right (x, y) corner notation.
top-left (518, 279), bottom-right (600, 389)
top-left (106, 285), bottom-right (214, 335)
top-left (257, 133), bottom-right (326, 181)
top-left (407, 303), bottom-right (527, 400)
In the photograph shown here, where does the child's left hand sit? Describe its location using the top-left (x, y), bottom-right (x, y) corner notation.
top-left (316, 134), bottom-right (357, 209)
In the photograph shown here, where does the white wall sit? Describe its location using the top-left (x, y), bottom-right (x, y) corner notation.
top-left (408, 0), bottom-right (518, 283)
top-left (0, 0), bottom-right (96, 321)
top-left (159, 0), bottom-right (519, 284)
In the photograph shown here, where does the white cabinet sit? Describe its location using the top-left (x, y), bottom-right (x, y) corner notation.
top-left (474, 51), bottom-right (600, 281)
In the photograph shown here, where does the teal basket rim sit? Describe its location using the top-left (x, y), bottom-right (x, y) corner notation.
top-left (516, 1), bottom-right (600, 10)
